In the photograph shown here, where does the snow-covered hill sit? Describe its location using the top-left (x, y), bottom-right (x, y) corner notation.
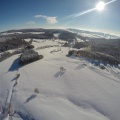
top-left (0, 39), bottom-right (120, 120)
top-left (68, 28), bottom-right (120, 39)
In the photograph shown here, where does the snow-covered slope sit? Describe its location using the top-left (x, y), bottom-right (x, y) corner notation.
top-left (68, 29), bottom-right (120, 39)
top-left (0, 39), bottom-right (120, 120)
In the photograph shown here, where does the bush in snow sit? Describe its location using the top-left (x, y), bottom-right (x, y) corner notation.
top-left (17, 73), bottom-right (20, 78)
top-left (60, 67), bottom-right (66, 72)
top-left (68, 50), bottom-right (74, 56)
top-left (34, 88), bottom-right (39, 94)
top-left (25, 45), bottom-right (34, 50)
top-left (0, 52), bottom-right (13, 62)
top-left (68, 50), bottom-right (120, 66)
top-left (19, 50), bottom-right (43, 65)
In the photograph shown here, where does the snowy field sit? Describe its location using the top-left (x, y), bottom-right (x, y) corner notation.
top-left (0, 39), bottom-right (120, 120)
top-left (0, 32), bottom-right (23, 35)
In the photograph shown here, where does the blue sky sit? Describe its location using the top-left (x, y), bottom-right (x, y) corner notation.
top-left (0, 0), bottom-right (120, 34)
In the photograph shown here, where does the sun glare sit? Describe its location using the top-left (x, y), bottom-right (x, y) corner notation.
top-left (96, 1), bottom-right (105, 11)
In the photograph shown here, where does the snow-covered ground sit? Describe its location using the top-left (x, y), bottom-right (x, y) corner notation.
top-left (27, 32), bottom-right (45, 34)
top-left (0, 32), bottom-right (23, 36)
top-left (0, 32), bottom-right (45, 36)
top-left (68, 29), bottom-right (120, 39)
top-left (0, 39), bottom-right (120, 120)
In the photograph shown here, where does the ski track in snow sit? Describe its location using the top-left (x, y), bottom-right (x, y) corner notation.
top-left (1, 67), bottom-right (20, 120)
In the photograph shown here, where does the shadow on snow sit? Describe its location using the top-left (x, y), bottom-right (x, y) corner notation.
top-left (24, 94), bottom-right (37, 104)
top-left (8, 58), bottom-right (21, 72)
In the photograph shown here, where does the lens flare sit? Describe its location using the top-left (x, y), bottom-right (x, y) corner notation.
top-left (96, 1), bottom-right (105, 11)
top-left (62, 0), bottom-right (116, 27)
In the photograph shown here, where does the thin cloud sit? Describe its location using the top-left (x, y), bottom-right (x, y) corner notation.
top-left (34, 14), bottom-right (57, 24)
top-left (34, 15), bottom-right (47, 18)
top-left (27, 21), bottom-right (36, 24)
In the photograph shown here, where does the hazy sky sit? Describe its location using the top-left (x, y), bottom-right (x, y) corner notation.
top-left (0, 0), bottom-right (119, 34)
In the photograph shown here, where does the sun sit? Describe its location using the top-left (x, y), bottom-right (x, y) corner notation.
top-left (96, 1), bottom-right (105, 11)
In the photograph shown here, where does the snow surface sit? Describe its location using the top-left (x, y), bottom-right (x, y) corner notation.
top-left (0, 39), bottom-right (120, 120)
top-left (0, 32), bottom-right (23, 35)
top-left (0, 32), bottom-right (44, 36)
top-left (27, 32), bottom-right (45, 34)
